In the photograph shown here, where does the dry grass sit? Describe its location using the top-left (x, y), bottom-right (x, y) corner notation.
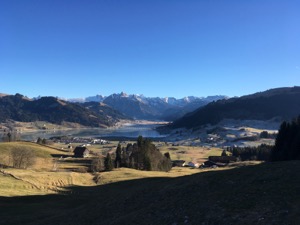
top-left (158, 144), bottom-right (223, 162)
top-left (0, 172), bottom-right (45, 196)
top-left (0, 141), bottom-right (71, 170)
top-left (0, 169), bottom-right (96, 196)
top-left (1, 164), bottom-right (222, 197)
top-left (97, 167), bottom-right (204, 185)
top-left (0, 141), bottom-right (227, 198)
top-left (51, 141), bottom-right (120, 155)
top-left (0, 142), bottom-right (68, 158)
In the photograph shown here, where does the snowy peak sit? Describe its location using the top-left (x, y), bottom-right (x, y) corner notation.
top-left (63, 93), bottom-right (227, 120)
top-left (85, 95), bottom-right (105, 102)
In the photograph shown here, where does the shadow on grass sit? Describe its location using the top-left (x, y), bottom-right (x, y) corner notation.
top-left (1, 161), bottom-right (300, 225)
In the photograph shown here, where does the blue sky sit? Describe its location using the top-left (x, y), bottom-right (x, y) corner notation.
top-left (1, 0), bottom-right (299, 99)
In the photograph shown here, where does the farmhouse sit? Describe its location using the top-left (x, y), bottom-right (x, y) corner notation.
top-left (208, 156), bottom-right (237, 163)
top-left (202, 160), bottom-right (227, 168)
top-left (187, 161), bottom-right (200, 168)
top-left (172, 160), bottom-right (186, 167)
top-left (73, 146), bottom-right (90, 158)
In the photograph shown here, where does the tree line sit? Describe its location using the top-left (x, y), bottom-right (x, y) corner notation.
top-left (226, 115), bottom-right (300, 162)
top-left (227, 144), bottom-right (272, 161)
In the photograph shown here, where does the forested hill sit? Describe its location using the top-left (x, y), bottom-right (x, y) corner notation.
top-left (0, 94), bottom-right (127, 127)
top-left (172, 86), bottom-right (300, 129)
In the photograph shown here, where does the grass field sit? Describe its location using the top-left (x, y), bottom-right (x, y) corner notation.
top-left (158, 144), bottom-right (224, 162)
top-left (0, 141), bottom-right (72, 170)
top-left (0, 141), bottom-right (228, 197)
top-left (51, 141), bottom-right (120, 155)
top-left (98, 166), bottom-right (209, 185)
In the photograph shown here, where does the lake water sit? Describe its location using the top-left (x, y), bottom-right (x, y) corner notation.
top-left (19, 123), bottom-right (166, 141)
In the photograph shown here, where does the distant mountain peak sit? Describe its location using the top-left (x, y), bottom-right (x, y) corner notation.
top-left (120, 92), bottom-right (128, 97)
top-left (56, 92), bottom-right (227, 120)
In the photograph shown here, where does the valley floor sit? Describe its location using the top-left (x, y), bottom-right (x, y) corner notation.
top-left (164, 118), bottom-right (280, 147)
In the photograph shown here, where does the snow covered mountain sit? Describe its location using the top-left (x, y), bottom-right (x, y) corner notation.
top-left (67, 93), bottom-right (227, 121)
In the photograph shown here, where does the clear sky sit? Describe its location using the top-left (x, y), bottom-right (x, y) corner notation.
top-left (1, 0), bottom-right (299, 99)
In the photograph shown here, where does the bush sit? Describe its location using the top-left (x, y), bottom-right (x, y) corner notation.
top-left (10, 147), bottom-right (36, 169)
top-left (91, 156), bottom-right (103, 172)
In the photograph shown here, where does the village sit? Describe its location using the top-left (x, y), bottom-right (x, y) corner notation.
top-left (44, 134), bottom-right (242, 174)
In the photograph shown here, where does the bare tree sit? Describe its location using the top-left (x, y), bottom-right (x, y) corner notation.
top-left (10, 147), bottom-right (36, 169)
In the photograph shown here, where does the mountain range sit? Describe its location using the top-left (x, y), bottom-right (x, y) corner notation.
top-left (171, 86), bottom-right (300, 129)
top-left (68, 92), bottom-right (227, 120)
top-left (0, 92), bottom-right (226, 127)
top-left (0, 94), bottom-right (126, 127)
top-left (1, 87), bottom-right (299, 129)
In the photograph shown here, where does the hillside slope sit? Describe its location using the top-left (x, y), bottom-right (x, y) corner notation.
top-left (0, 94), bottom-right (126, 127)
top-left (172, 86), bottom-right (300, 129)
top-left (0, 161), bottom-right (299, 225)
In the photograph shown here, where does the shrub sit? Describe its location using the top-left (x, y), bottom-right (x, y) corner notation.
top-left (10, 147), bottom-right (36, 169)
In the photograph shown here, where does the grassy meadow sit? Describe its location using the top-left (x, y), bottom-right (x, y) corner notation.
top-left (0, 141), bottom-right (225, 197)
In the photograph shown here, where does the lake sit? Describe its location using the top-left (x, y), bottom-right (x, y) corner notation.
top-left (19, 123), bottom-right (167, 141)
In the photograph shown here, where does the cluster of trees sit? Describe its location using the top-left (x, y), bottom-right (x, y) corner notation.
top-left (227, 144), bottom-right (273, 161)
top-left (92, 136), bottom-right (172, 172)
top-left (114, 136), bottom-right (172, 171)
top-left (259, 131), bottom-right (276, 139)
top-left (36, 137), bottom-right (53, 145)
top-left (271, 116), bottom-right (300, 161)
top-left (1, 131), bottom-right (20, 142)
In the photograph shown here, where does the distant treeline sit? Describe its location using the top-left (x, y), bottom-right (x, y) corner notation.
top-left (227, 144), bottom-right (273, 161)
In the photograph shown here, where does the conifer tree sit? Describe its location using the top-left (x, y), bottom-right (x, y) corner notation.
top-left (271, 116), bottom-right (300, 161)
top-left (115, 144), bottom-right (122, 168)
top-left (104, 153), bottom-right (113, 171)
top-left (164, 152), bottom-right (171, 159)
top-left (221, 149), bottom-right (228, 156)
